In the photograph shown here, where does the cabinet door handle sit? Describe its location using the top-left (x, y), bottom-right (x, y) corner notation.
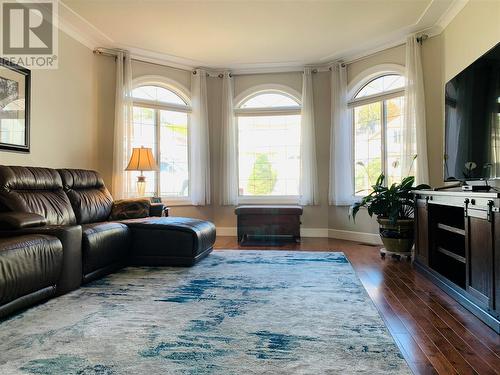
top-left (487, 200), bottom-right (494, 222)
top-left (464, 198), bottom-right (470, 217)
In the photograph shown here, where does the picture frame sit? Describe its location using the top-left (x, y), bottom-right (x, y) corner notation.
top-left (0, 58), bottom-right (31, 153)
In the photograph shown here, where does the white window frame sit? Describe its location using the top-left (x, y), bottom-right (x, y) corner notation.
top-left (347, 65), bottom-right (406, 197)
top-left (131, 76), bottom-right (192, 206)
top-left (234, 84), bottom-right (302, 204)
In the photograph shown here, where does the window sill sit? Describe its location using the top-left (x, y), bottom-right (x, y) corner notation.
top-left (237, 196), bottom-right (300, 205)
top-left (161, 198), bottom-right (193, 207)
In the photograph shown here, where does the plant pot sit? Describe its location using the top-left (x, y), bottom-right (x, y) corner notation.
top-left (377, 218), bottom-right (414, 254)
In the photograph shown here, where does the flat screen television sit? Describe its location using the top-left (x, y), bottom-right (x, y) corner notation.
top-left (444, 42), bottom-right (500, 181)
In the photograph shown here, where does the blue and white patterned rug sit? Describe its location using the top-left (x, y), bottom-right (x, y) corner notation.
top-left (0, 251), bottom-right (410, 374)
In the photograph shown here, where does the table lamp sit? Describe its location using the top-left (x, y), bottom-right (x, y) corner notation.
top-left (125, 146), bottom-right (158, 196)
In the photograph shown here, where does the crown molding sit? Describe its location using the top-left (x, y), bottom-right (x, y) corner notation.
top-left (436, 0), bottom-right (469, 30)
top-left (58, 1), bottom-right (112, 49)
top-left (58, 0), bottom-right (468, 73)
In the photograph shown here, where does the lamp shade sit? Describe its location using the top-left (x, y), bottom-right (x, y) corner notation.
top-left (125, 147), bottom-right (158, 171)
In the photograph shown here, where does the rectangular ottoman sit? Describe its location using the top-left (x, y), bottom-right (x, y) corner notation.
top-left (124, 217), bottom-right (216, 266)
top-left (235, 205), bottom-right (303, 244)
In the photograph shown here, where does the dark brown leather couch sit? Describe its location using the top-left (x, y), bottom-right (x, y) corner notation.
top-left (0, 166), bottom-right (216, 319)
top-left (0, 233), bottom-right (63, 319)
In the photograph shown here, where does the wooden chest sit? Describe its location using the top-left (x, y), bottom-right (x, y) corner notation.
top-left (235, 205), bottom-right (303, 243)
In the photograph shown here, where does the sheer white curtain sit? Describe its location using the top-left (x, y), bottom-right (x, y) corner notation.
top-left (112, 51), bottom-right (133, 199)
top-left (299, 67), bottom-right (319, 205)
top-left (190, 69), bottom-right (211, 205)
top-left (403, 35), bottom-right (429, 184)
top-left (329, 63), bottom-right (355, 205)
top-left (220, 72), bottom-right (238, 205)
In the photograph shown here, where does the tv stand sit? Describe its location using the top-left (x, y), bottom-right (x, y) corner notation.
top-left (414, 189), bottom-right (500, 333)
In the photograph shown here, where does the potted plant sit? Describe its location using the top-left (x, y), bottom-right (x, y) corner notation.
top-left (350, 174), bottom-right (430, 257)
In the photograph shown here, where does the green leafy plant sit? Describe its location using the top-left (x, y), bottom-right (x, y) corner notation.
top-left (350, 174), bottom-right (430, 224)
top-left (247, 153), bottom-right (277, 195)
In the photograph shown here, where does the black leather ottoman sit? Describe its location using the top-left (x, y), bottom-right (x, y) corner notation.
top-left (124, 217), bottom-right (216, 266)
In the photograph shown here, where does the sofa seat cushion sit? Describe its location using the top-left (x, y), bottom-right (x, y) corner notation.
top-left (0, 234), bottom-right (63, 306)
top-left (123, 217), bottom-right (216, 266)
top-left (81, 222), bottom-right (130, 278)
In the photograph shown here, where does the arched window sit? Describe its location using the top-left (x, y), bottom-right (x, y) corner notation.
top-left (130, 80), bottom-right (191, 199)
top-left (349, 73), bottom-right (407, 196)
top-left (234, 88), bottom-right (301, 198)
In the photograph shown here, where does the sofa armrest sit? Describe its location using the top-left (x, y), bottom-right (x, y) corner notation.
top-left (149, 203), bottom-right (165, 217)
top-left (0, 212), bottom-right (47, 230)
top-left (0, 225), bottom-right (83, 294)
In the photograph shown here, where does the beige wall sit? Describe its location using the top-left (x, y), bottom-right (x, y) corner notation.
top-left (0, 31), bottom-right (99, 171)
top-left (422, 0), bottom-right (500, 187)
top-left (6, 1), bottom-right (496, 237)
top-left (80, 38), bottom-right (406, 235)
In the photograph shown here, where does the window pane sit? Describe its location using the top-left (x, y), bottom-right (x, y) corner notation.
top-left (129, 106), bottom-right (156, 196)
top-left (354, 102), bottom-right (382, 196)
top-left (132, 85), bottom-right (186, 106)
top-left (238, 115), bottom-right (300, 196)
top-left (386, 97), bottom-right (406, 186)
top-left (159, 110), bottom-right (189, 197)
top-left (240, 92), bottom-right (300, 108)
top-left (355, 74), bottom-right (404, 99)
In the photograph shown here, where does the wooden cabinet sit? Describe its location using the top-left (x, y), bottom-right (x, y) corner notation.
top-left (415, 198), bottom-right (429, 266)
top-left (465, 211), bottom-right (493, 310)
top-left (413, 190), bottom-right (500, 333)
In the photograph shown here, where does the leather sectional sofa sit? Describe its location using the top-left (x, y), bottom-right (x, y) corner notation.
top-left (0, 166), bottom-right (216, 320)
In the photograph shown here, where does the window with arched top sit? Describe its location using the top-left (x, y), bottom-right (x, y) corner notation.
top-left (349, 73), bottom-right (408, 196)
top-left (130, 81), bottom-right (191, 199)
top-left (234, 88), bottom-right (302, 198)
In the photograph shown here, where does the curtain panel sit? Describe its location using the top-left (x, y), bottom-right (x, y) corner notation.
top-left (299, 68), bottom-right (319, 205)
top-left (190, 69), bottom-right (211, 205)
top-left (220, 72), bottom-right (238, 205)
top-left (112, 51), bottom-right (133, 200)
top-left (329, 63), bottom-right (355, 206)
top-left (403, 35), bottom-right (429, 184)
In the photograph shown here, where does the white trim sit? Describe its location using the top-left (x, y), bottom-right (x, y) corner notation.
top-left (58, 1), bottom-right (112, 49)
top-left (348, 89), bottom-right (405, 108)
top-left (301, 228), bottom-right (329, 238)
top-left (234, 84), bottom-right (302, 108)
top-left (328, 229), bottom-right (382, 245)
top-left (436, 0), bottom-right (469, 30)
top-left (215, 227), bottom-right (380, 243)
top-left (132, 75), bottom-right (191, 105)
top-left (234, 107), bottom-right (301, 117)
top-left (347, 64), bottom-right (406, 100)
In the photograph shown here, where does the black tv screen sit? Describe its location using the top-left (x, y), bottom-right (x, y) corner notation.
top-left (444, 43), bottom-right (500, 181)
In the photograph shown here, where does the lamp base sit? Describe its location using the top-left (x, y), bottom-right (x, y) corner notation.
top-left (137, 175), bottom-right (146, 197)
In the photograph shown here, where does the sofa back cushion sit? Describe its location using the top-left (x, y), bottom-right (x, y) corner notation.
top-left (0, 166), bottom-right (76, 225)
top-left (58, 169), bottom-right (113, 224)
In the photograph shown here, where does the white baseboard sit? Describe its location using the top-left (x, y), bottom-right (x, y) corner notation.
top-left (328, 229), bottom-right (382, 245)
top-left (216, 226), bottom-right (380, 245)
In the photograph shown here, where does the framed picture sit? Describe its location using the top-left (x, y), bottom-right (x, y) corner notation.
top-left (0, 58), bottom-right (30, 152)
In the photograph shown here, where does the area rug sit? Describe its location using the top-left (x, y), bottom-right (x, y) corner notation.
top-left (0, 251), bottom-right (410, 374)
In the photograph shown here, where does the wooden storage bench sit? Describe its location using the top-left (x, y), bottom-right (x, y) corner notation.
top-left (235, 205), bottom-right (303, 243)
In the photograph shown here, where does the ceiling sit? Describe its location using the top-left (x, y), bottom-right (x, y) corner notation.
top-left (61, 0), bottom-right (463, 70)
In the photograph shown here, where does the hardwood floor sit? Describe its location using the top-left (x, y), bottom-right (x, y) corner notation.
top-left (214, 236), bottom-right (500, 375)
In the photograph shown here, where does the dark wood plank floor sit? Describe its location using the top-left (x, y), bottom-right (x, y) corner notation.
top-left (214, 236), bottom-right (500, 375)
